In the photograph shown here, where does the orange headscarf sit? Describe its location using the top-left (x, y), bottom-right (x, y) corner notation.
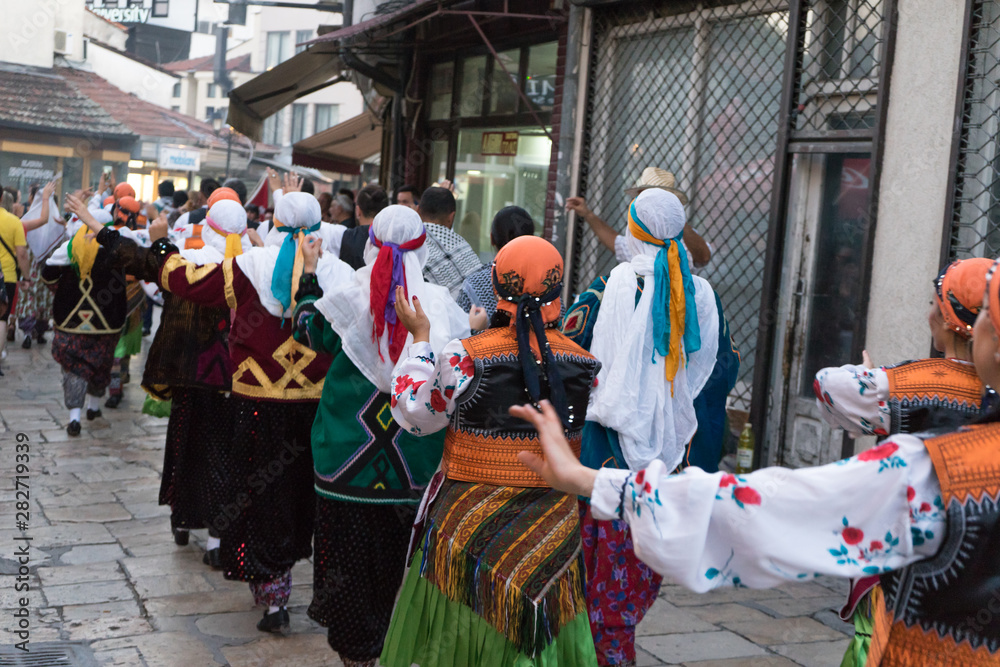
top-left (113, 183), bottom-right (135, 200)
top-left (207, 187), bottom-right (241, 208)
top-left (986, 259), bottom-right (1000, 337)
top-left (935, 258), bottom-right (993, 339)
top-left (492, 235), bottom-right (563, 326)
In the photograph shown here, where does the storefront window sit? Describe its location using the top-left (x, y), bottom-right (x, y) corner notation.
top-left (490, 49), bottom-right (521, 115)
top-left (430, 140), bottom-right (449, 184)
top-left (458, 56), bottom-right (488, 117)
top-left (428, 62), bottom-right (454, 120)
top-left (526, 42), bottom-right (558, 112)
top-left (0, 153), bottom-right (58, 198)
top-left (453, 127), bottom-right (551, 261)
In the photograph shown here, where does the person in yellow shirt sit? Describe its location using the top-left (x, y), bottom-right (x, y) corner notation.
top-left (0, 191), bottom-right (29, 368)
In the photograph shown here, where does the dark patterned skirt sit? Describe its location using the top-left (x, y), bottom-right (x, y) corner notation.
top-left (158, 387), bottom-right (237, 532)
top-left (219, 397), bottom-right (317, 583)
top-left (51, 330), bottom-right (119, 390)
top-left (309, 497), bottom-right (416, 662)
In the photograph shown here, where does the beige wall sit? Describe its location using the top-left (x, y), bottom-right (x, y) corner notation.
top-left (3, 1), bottom-right (57, 68)
top-left (864, 0), bottom-right (967, 367)
top-left (87, 42), bottom-right (178, 109)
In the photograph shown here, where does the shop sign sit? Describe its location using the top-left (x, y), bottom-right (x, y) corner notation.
top-left (158, 146), bottom-right (201, 172)
top-left (86, 1), bottom-right (151, 24)
top-left (7, 159), bottom-right (54, 182)
top-left (481, 131), bottom-right (520, 156)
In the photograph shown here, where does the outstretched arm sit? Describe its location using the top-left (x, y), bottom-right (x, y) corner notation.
top-left (513, 401), bottom-right (946, 592)
top-left (566, 197), bottom-right (617, 253)
top-left (20, 182), bottom-right (55, 232)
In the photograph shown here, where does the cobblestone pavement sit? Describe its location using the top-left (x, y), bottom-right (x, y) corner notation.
top-left (0, 329), bottom-right (857, 666)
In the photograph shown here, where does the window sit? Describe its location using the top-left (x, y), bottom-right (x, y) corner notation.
top-left (205, 106), bottom-right (215, 121)
top-left (291, 104), bottom-right (308, 143)
top-left (526, 42), bottom-right (558, 112)
top-left (207, 83), bottom-right (217, 98)
top-left (262, 108), bottom-right (285, 145)
top-left (428, 62), bottom-right (454, 120)
top-left (490, 49), bottom-right (521, 115)
top-left (171, 105), bottom-right (180, 113)
top-left (457, 55), bottom-right (487, 117)
top-left (153, 0), bottom-right (169, 17)
top-left (265, 31), bottom-right (291, 69)
top-left (295, 29), bottom-right (312, 54)
top-left (172, 81), bottom-right (181, 97)
top-left (314, 104), bottom-right (339, 132)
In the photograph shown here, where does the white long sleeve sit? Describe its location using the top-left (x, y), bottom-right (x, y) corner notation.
top-left (590, 434), bottom-right (944, 592)
top-left (389, 339), bottom-right (476, 436)
top-left (814, 364), bottom-right (891, 436)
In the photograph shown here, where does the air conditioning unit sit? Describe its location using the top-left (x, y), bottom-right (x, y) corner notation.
top-left (54, 29), bottom-right (71, 55)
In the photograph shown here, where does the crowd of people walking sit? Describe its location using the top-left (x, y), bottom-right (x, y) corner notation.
top-left (1, 163), bottom-right (998, 667)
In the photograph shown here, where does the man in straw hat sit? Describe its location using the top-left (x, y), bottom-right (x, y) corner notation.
top-left (566, 167), bottom-right (711, 268)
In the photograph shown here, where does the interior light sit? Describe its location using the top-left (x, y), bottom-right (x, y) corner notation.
top-left (128, 160), bottom-right (144, 169)
top-left (467, 170), bottom-right (482, 175)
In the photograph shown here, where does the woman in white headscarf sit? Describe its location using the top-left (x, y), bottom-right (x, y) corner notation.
top-left (136, 191), bottom-right (334, 634)
top-left (290, 204), bottom-right (470, 667)
top-left (576, 188), bottom-right (719, 667)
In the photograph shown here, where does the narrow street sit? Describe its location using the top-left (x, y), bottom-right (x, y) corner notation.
top-left (1, 335), bottom-right (855, 666)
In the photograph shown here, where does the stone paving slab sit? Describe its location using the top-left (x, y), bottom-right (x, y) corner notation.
top-left (0, 320), bottom-right (858, 665)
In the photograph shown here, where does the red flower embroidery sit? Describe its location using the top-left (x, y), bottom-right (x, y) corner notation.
top-left (812, 379), bottom-right (827, 403)
top-left (842, 527), bottom-right (864, 545)
top-left (444, 386), bottom-right (455, 399)
top-left (635, 470), bottom-right (645, 486)
top-left (719, 474), bottom-right (738, 488)
top-left (919, 502), bottom-right (931, 513)
top-left (390, 394), bottom-right (398, 408)
top-left (906, 486), bottom-right (915, 502)
top-left (857, 442), bottom-right (899, 462)
top-left (393, 375), bottom-right (414, 396)
top-left (451, 354), bottom-right (475, 377)
top-left (869, 540), bottom-right (883, 552)
top-left (429, 389), bottom-right (447, 413)
top-left (733, 486), bottom-right (761, 506)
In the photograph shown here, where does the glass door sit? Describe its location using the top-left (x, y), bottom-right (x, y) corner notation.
top-left (766, 152), bottom-right (872, 467)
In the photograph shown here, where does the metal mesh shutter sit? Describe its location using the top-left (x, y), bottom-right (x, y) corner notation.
top-left (946, 0), bottom-right (1000, 260)
top-left (576, 1), bottom-right (790, 411)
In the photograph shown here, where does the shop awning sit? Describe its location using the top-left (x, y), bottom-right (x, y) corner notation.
top-left (226, 41), bottom-right (346, 142)
top-left (291, 111), bottom-right (382, 175)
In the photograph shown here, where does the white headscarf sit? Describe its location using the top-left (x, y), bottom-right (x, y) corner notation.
top-left (181, 199), bottom-right (251, 264)
top-left (234, 192), bottom-right (321, 317)
top-left (587, 189), bottom-right (720, 471)
top-left (313, 204), bottom-right (470, 393)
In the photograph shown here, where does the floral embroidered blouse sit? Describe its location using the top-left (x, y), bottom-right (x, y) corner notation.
top-left (390, 340), bottom-right (476, 435)
top-left (589, 434), bottom-right (945, 591)
top-left (813, 363), bottom-right (892, 436)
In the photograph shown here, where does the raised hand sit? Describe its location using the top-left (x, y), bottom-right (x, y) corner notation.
top-left (149, 212), bottom-right (169, 242)
top-left (393, 285), bottom-right (430, 343)
top-left (511, 400), bottom-right (597, 497)
top-left (469, 306), bottom-right (489, 332)
top-left (565, 196), bottom-right (590, 217)
top-left (301, 235), bottom-right (323, 273)
top-left (282, 173), bottom-right (303, 193)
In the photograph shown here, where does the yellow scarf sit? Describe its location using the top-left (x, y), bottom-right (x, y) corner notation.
top-left (68, 224), bottom-right (100, 281)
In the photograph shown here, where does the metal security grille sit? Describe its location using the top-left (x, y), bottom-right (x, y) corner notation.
top-left (576, 0), bottom-right (790, 411)
top-left (946, 0), bottom-right (1000, 260)
top-left (791, 0), bottom-right (885, 136)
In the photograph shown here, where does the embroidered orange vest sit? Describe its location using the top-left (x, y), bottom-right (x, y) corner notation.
top-left (441, 327), bottom-right (600, 487)
top-left (867, 423), bottom-right (1000, 666)
top-left (184, 224), bottom-right (205, 250)
top-left (884, 359), bottom-right (985, 433)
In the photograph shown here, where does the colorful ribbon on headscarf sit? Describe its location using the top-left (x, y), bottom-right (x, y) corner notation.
top-left (369, 225), bottom-right (426, 363)
top-left (67, 220), bottom-right (112, 281)
top-left (628, 199), bottom-right (701, 384)
top-left (492, 270), bottom-right (572, 428)
top-left (271, 220), bottom-right (321, 313)
top-left (206, 216), bottom-right (246, 259)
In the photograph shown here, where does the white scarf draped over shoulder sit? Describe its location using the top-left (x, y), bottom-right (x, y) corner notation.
top-left (312, 205), bottom-right (470, 393)
top-left (587, 189), bottom-right (719, 471)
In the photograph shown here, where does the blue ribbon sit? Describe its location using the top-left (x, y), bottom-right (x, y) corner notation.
top-left (629, 202), bottom-right (701, 360)
top-left (271, 221), bottom-right (322, 312)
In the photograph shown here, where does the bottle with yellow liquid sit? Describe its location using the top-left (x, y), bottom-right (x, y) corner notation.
top-left (736, 423), bottom-right (755, 474)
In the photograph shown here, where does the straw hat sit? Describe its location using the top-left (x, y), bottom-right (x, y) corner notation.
top-left (625, 167), bottom-right (689, 205)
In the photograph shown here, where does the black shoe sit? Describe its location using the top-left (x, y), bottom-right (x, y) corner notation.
top-left (202, 548), bottom-right (222, 569)
top-left (67, 421), bottom-right (81, 437)
top-left (86, 408), bottom-right (102, 421)
top-left (21, 336), bottom-right (30, 350)
top-left (171, 525), bottom-right (189, 546)
top-left (256, 608), bottom-right (290, 634)
top-left (105, 394), bottom-right (121, 409)
top-left (35, 334), bottom-right (46, 345)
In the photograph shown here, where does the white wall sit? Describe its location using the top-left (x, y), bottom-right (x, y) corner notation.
top-left (54, 0), bottom-right (87, 61)
top-left (3, 2), bottom-right (57, 68)
top-left (865, 0), bottom-right (967, 366)
top-left (88, 41), bottom-right (178, 108)
top-left (83, 10), bottom-right (128, 51)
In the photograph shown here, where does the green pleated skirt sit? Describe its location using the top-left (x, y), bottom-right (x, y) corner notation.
top-left (381, 549), bottom-right (599, 667)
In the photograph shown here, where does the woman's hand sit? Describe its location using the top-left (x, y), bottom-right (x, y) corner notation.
top-left (64, 193), bottom-right (102, 234)
top-left (862, 350), bottom-right (874, 369)
top-left (394, 285), bottom-right (431, 343)
top-left (282, 173), bottom-right (303, 193)
top-left (148, 212), bottom-right (169, 242)
top-left (41, 181), bottom-right (56, 201)
top-left (246, 228), bottom-right (264, 247)
top-left (301, 235), bottom-right (322, 273)
top-left (469, 306), bottom-right (489, 332)
top-left (511, 400), bottom-right (597, 497)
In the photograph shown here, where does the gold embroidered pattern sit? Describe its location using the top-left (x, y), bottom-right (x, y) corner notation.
top-left (223, 258), bottom-right (237, 309)
top-left (231, 336), bottom-right (325, 400)
top-left (161, 254), bottom-right (219, 293)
